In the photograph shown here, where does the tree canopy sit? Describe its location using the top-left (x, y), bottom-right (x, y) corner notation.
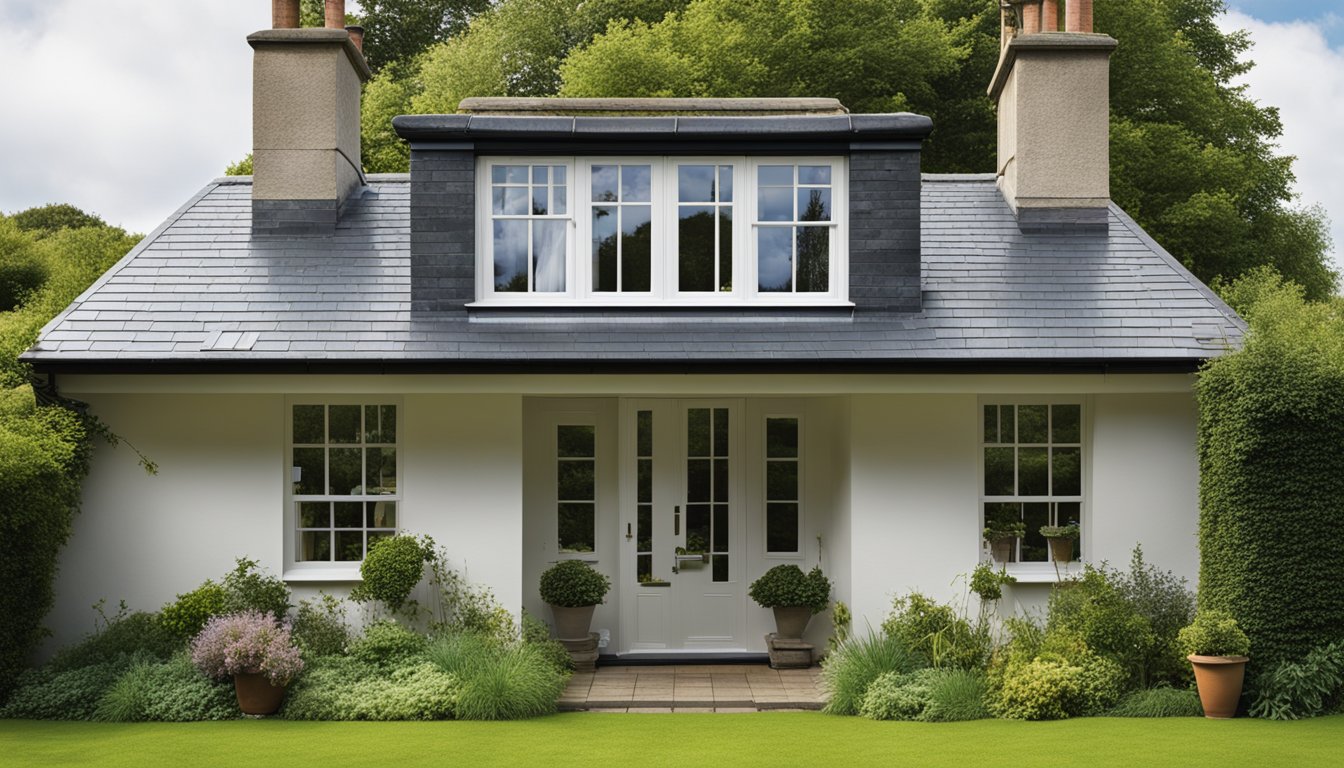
top-left (277, 0), bottom-right (1338, 297)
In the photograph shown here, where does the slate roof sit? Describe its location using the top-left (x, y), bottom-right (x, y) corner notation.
top-left (23, 174), bottom-right (1244, 373)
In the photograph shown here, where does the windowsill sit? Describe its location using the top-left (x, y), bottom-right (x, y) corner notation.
top-left (467, 302), bottom-right (856, 321)
top-left (283, 567), bottom-right (363, 583)
top-left (1001, 562), bottom-right (1084, 583)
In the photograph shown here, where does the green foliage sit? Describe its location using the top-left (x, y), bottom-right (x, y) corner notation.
top-left (968, 563), bottom-right (1015, 603)
top-left (921, 667), bottom-right (990, 722)
top-left (1039, 522), bottom-right (1080, 540)
top-left (992, 658), bottom-right (1079, 721)
top-left (160, 581), bottom-right (228, 640)
top-left (292, 594), bottom-right (351, 658)
top-left (1111, 546), bottom-right (1196, 687)
top-left (521, 612), bottom-right (573, 673)
top-left (828, 600), bottom-right (853, 653)
top-left (94, 653), bottom-right (238, 722)
top-left (282, 656), bottom-right (460, 721)
top-left (1248, 640), bottom-right (1344, 720)
top-left (453, 642), bottom-right (569, 721)
top-left (821, 630), bottom-right (919, 716)
top-left (46, 608), bottom-right (180, 674)
top-left (859, 668), bottom-right (939, 721)
top-left (0, 218), bottom-right (48, 311)
top-left (0, 659), bottom-right (134, 721)
top-left (220, 558), bottom-right (291, 621)
top-left (8, 204), bottom-right (107, 237)
top-left (881, 592), bottom-right (988, 670)
top-left (747, 565), bottom-right (830, 614)
top-left (1198, 269), bottom-right (1344, 669)
top-left (982, 520), bottom-right (1025, 541)
top-left (351, 535), bottom-right (431, 612)
top-left (1178, 611), bottom-right (1251, 658)
top-left (349, 620), bottom-right (430, 669)
top-left (224, 154), bottom-right (252, 176)
top-left (1047, 567), bottom-right (1155, 685)
top-left (357, 0), bottom-right (494, 73)
top-left (860, 667), bottom-right (990, 722)
top-left (539, 559), bottom-right (611, 607)
top-left (1110, 685), bottom-right (1204, 718)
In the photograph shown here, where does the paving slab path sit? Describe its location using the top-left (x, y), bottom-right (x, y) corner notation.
top-left (559, 664), bottom-right (826, 712)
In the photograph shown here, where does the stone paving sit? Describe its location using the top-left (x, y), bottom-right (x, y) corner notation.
top-left (558, 664), bottom-right (826, 712)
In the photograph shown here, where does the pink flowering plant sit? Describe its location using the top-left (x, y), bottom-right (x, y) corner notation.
top-left (191, 610), bottom-right (305, 686)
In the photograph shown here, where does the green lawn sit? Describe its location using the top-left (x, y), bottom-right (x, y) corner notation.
top-left (3, 713), bottom-right (1342, 767)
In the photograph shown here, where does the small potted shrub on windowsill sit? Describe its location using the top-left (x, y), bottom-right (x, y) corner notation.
top-left (1039, 521), bottom-right (1080, 564)
top-left (539, 560), bottom-right (611, 640)
top-left (191, 610), bottom-right (304, 715)
top-left (983, 520), bottom-right (1026, 564)
top-left (748, 564), bottom-right (832, 640)
top-left (1179, 610), bottom-right (1251, 719)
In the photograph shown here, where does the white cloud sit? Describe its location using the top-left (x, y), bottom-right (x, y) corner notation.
top-left (1220, 11), bottom-right (1344, 275)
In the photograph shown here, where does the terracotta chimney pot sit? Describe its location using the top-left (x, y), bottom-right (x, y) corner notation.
top-left (325, 0), bottom-right (345, 29)
top-left (1022, 2), bottom-right (1041, 35)
top-left (1066, 0), bottom-right (1094, 33)
top-left (272, 0), bottom-right (300, 29)
top-left (1042, 0), bottom-right (1059, 32)
top-left (346, 25), bottom-right (365, 54)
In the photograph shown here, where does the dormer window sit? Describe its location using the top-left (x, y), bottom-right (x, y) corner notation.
top-left (474, 156), bottom-right (848, 306)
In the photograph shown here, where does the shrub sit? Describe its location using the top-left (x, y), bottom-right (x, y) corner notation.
top-left (522, 612), bottom-right (573, 673)
top-left (191, 611), bottom-right (304, 685)
top-left (969, 563), bottom-right (1015, 604)
top-left (1111, 685), bottom-right (1204, 717)
top-left (281, 656), bottom-right (375, 720)
top-left (882, 592), bottom-right (988, 670)
top-left (426, 631), bottom-right (500, 679)
top-left (747, 565), bottom-right (830, 614)
top-left (0, 657), bottom-right (136, 720)
top-left (859, 669), bottom-right (935, 721)
top-left (292, 594), bottom-right (351, 658)
top-left (282, 657), bottom-right (459, 721)
top-left (539, 560), bottom-right (611, 607)
top-left (1197, 270), bottom-right (1344, 669)
top-left (161, 581), bottom-right (228, 640)
top-left (94, 653), bottom-right (238, 722)
top-left (351, 535), bottom-right (431, 613)
top-left (1249, 640), bottom-right (1344, 720)
top-left (1178, 611), bottom-right (1250, 658)
top-left (921, 668), bottom-right (991, 722)
top-left (858, 667), bottom-right (990, 722)
top-left (220, 558), bottom-right (291, 621)
top-left (1047, 566), bottom-right (1154, 685)
top-left (46, 608), bottom-right (180, 673)
top-left (454, 644), bottom-right (568, 721)
top-left (821, 630), bottom-right (919, 716)
top-left (1111, 546), bottom-right (1196, 686)
top-left (993, 658), bottom-right (1080, 721)
top-left (349, 620), bottom-right (429, 668)
top-left (0, 218), bottom-right (48, 310)
top-left (1072, 651), bottom-right (1128, 715)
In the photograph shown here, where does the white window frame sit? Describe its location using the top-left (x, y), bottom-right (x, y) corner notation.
top-left (762, 413), bottom-right (804, 558)
top-left (977, 396), bottom-right (1089, 582)
top-left (284, 396), bottom-right (403, 581)
top-left (472, 156), bottom-right (849, 307)
top-left (555, 419), bottom-right (600, 556)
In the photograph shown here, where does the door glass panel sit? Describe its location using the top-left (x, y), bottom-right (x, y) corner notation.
top-left (766, 503), bottom-right (799, 553)
top-left (293, 405), bottom-right (324, 444)
top-left (557, 424), bottom-right (596, 553)
top-left (687, 407), bottom-right (731, 582)
top-left (686, 504), bottom-right (711, 553)
top-left (636, 410), bottom-right (654, 583)
top-left (765, 416), bottom-right (801, 553)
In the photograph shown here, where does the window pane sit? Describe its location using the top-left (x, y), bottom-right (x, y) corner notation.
top-left (1022, 503), bottom-right (1049, 562)
top-left (713, 458), bottom-right (728, 503)
top-left (559, 503), bottom-right (595, 552)
top-left (767, 461), bottom-right (798, 500)
top-left (1018, 447), bottom-right (1049, 496)
top-left (983, 405), bottom-right (998, 444)
top-left (533, 165), bottom-right (548, 184)
top-left (638, 458), bottom-right (652, 503)
top-left (335, 531), bottom-right (364, 561)
top-left (557, 460), bottom-right (595, 501)
top-left (637, 505), bottom-right (652, 551)
top-left (593, 206), bottom-right (618, 292)
top-left (758, 187), bottom-right (792, 222)
top-left (719, 165), bottom-right (733, 202)
top-left (621, 165), bottom-right (652, 202)
top-left (679, 165), bottom-right (715, 202)
top-left (984, 447), bottom-right (1014, 496)
top-left (687, 459), bottom-right (711, 502)
top-left (531, 187), bottom-right (548, 216)
top-left (298, 502), bottom-right (329, 528)
top-left (328, 405), bottom-right (360, 444)
top-left (557, 425), bottom-right (595, 458)
top-left (796, 226), bottom-right (829, 292)
top-left (1052, 448), bottom-right (1081, 496)
top-left (678, 205), bottom-right (715, 292)
top-left (502, 186), bottom-right (529, 215)
top-left (366, 447), bottom-right (397, 493)
top-left (999, 405), bottom-right (1015, 443)
top-left (757, 227), bottom-right (793, 292)
top-left (533, 219), bottom-right (566, 293)
top-left (687, 408), bottom-right (710, 457)
top-left (592, 165), bottom-right (618, 202)
top-left (766, 418), bottom-right (799, 458)
top-left (493, 219), bottom-right (528, 292)
top-left (713, 504), bottom-right (728, 551)
top-left (367, 501), bottom-right (396, 528)
top-left (797, 188), bottom-right (831, 222)
top-left (686, 504), bottom-right (710, 553)
top-left (334, 502), bottom-right (362, 528)
top-left (1019, 405), bottom-right (1048, 444)
top-left (799, 165), bottom-right (831, 185)
top-left (293, 405), bottom-right (324, 444)
top-left (766, 502), bottom-right (799, 553)
top-left (498, 165), bottom-right (527, 184)
top-left (293, 448), bottom-right (324, 495)
top-left (622, 204), bottom-right (652, 292)
top-left (713, 408), bottom-right (729, 456)
top-left (329, 448), bottom-right (361, 495)
top-left (299, 531), bottom-right (331, 562)
top-left (718, 208), bottom-right (733, 292)
top-left (1053, 405), bottom-right (1081, 443)
top-left (638, 553), bottom-right (652, 582)
top-left (759, 165), bottom-right (793, 186)
top-left (553, 184), bottom-right (567, 215)
top-left (552, 165), bottom-right (566, 184)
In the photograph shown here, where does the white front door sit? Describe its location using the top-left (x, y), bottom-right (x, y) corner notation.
top-left (621, 399), bottom-right (745, 651)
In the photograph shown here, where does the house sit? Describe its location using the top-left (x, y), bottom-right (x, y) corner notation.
top-left (25, 1), bottom-right (1242, 659)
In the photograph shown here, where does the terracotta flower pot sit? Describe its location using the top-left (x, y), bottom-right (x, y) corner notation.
top-left (233, 672), bottom-right (287, 715)
top-left (989, 536), bottom-right (1015, 563)
top-left (551, 604), bottom-right (596, 640)
top-left (1047, 537), bottom-right (1076, 564)
top-left (772, 606), bottom-right (813, 640)
top-left (1188, 654), bottom-right (1249, 719)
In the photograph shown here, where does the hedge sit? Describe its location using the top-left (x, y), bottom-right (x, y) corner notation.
top-left (1196, 270), bottom-right (1344, 670)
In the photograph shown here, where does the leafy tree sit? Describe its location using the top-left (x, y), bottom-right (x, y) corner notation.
top-left (224, 154), bottom-right (253, 176)
top-left (9, 204), bottom-right (107, 238)
top-left (358, 0), bottom-right (495, 74)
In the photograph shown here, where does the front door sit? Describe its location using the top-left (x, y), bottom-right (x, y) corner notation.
top-left (621, 399), bottom-right (744, 651)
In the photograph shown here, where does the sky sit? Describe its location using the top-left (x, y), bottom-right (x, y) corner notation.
top-left (0, 1), bottom-right (1339, 275)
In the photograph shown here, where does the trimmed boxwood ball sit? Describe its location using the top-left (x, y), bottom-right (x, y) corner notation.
top-left (1178, 611), bottom-right (1250, 658)
top-left (538, 560), bottom-right (610, 607)
top-left (748, 565), bottom-right (831, 614)
top-left (351, 535), bottom-right (432, 612)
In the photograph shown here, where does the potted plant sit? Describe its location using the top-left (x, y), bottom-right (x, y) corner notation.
top-left (1039, 521), bottom-right (1080, 564)
top-left (983, 520), bottom-right (1026, 563)
top-left (748, 564), bottom-right (832, 640)
top-left (1178, 610), bottom-right (1251, 719)
top-left (191, 610), bottom-right (304, 715)
top-left (539, 559), bottom-right (611, 640)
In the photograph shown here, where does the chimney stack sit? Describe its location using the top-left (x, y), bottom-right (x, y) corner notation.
top-left (989, 0), bottom-right (1116, 232)
top-left (325, 0), bottom-right (346, 29)
top-left (248, 8), bottom-right (371, 235)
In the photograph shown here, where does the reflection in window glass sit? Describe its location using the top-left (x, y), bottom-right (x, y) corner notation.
top-left (687, 408), bottom-right (731, 581)
top-left (755, 164), bottom-right (832, 294)
top-left (557, 425), bottom-right (597, 553)
top-left (677, 164), bottom-right (734, 293)
top-left (592, 164), bottom-right (653, 293)
top-left (981, 402), bottom-right (1083, 563)
top-left (765, 417), bottom-right (800, 553)
top-left (491, 163), bottom-right (569, 294)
